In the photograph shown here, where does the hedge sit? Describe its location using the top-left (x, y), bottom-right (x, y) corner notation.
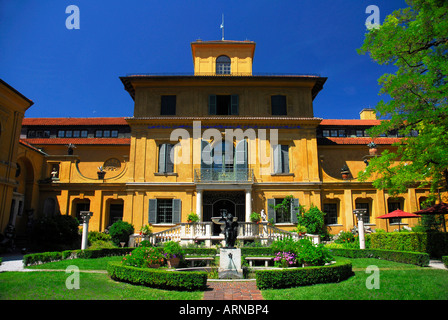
top-left (183, 248), bottom-right (217, 256)
top-left (329, 248), bottom-right (430, 267)
top-left (442, 256), bottom-right (448, 268)
top-left (241, 247), bottom-right (276, 256)
top-left (23, 248), bottom-right (132, 266)
top-left (255, 259), bottom-right (353, 290)
top-left (370, 232), bottom-right (448, 258)
top-left (107, 262), bottom-right (208, 291)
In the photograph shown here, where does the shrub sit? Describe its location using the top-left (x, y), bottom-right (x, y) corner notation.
top-left (334, 231), bottom-right (355, 244)
top-left (108, 220), bottom-right (134, 246)
top-left (121, 247), bottom-right (165, 268)
top-left (88, 231), bottom-right (111, 244)
top-left (274, 251), bottom-right (297, 267)
top-left (107, 262), bottom-right (207, 291)
top-left (442, 256), bottom-right (448, 268)
top-left (298, 205), bottom-right (330, 239)
top-left (23, 251), bottom-right (63, 266)
top-left (271, 237), bottom-right (300, 254)
top-left (297, 239), bottom-right (333, 266)
top-left (88, 240), bottom-right (117, 250)
top-left (329, 248), bottom-right (430, 267)
top-left (162, 241), bottom-right (185, 259)
top-left (29, 215), bottom-right (80, 251)
top-left (256, 259), bottom-right (353, 289)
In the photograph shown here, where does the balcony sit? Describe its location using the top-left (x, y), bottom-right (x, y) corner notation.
top-left (194, 168), bottom-right (254, 183)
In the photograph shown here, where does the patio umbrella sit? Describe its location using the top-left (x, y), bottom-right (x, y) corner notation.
top-left (377, 209), bottom-right (421, 231)
top-left (414, 203), bottom-right (448, 232)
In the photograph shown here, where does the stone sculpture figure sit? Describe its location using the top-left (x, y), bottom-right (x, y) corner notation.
top-left (223, 212), bottom-right (238, 248)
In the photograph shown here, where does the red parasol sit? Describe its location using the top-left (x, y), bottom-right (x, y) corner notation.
top-left (414, 203), bottom-right (447, 232)
top-left (377, 209), bottom-right (421, 231)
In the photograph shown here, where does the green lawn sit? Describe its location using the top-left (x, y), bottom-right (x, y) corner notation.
top-left (0, 256), bottom-right (447, 300)
top-left (262, 257), bottom-right (448, 300)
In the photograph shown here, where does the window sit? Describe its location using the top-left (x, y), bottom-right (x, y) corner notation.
top-left (267, 197), bottom-right (299, 224)
top-left (28, 131), bottom-right (36, 138)
top-left (356, 130), bottom-right (364, 137)
top-left (355, 202), bottom-right (370, 224)
top-left (338, 129), bottom-right (346, 137)
top-left (271, 95), bottom-right (287, 115)
top-left (324, 203), bottom-right (338, 225)
top-left (273, 144), bottom-right (289, 174)
top-left (208, 94), bottom-right (238, 115)
top-left (322, 130), bottom-right (330, 137)
top-left (158, 144), bottom-right (174, 173)
top-left (95, 130), bottom-right (103, 138)
top-left (75, 201), bottom-right (90, 224)
top-left (111, 130), bottom-right (118, 138)
top-left (73, 130), bottom-right (80, 138)
top-left (148, 199), bottom-right (181, 224)
top-left (43, 131), bottom-right (50, 138)
top-left (65, 130), bottom-right (72, 138)
top-left (330, 130), bottom-right (338, 137)
top-left (103, 130), bottom-right (110, 138)
top-left (58, 130), bottom-right (65, 138)
top-left (81, 130), bottom-right (88, 138)
top-left (388, 200), bottom-right (402, 224)
top-left (161, 95), bottom-right (176, 115)
top-left (216, 55), bottom-right (231, 75)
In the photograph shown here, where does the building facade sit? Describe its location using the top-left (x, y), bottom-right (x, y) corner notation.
top-left (9, 40), bottom-right (435, 244)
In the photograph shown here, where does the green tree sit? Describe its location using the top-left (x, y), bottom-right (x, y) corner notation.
top-left (357, 0), bottom-right (448, 201)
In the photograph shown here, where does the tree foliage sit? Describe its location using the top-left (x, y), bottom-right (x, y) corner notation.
top-left (357, 0), bottom-right (448, 200)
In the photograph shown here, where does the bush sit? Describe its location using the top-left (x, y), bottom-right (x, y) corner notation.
top-left (88, 240), bottom-right (117, 250)
top-left (108, 220), bottom-right (134, 246)
top-left (329, 248), bottom-right (430, 267)
top-left (297, 239), bottom-right (333, 266)
top-left (271, 237), bottom-right (300, 254)
top-left (107, 262), bottom-right (207, 291)
top-left (88, 231), bottom-right (111, 245)
top-left (29, 215), bottom-right (80, 251)
top-left (370, 232), bottom-right (448, 258)
top-left (297, 205), bottom-right (330, 239)
top-left (442, 256), bottom-right (448, 268)
top-left (256, 259), bottom-right (353, 290)
top-left (163, 241), bottom-right (185, 259)
top-left (23, 251), bottom-right (63, 266)
top-left (121, 247), bottom-right (165, 268)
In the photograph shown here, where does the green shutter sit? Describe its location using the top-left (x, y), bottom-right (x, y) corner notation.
top-left (235, 139), bottom-right (247, 169)
top-left (273, 144), bottom-right (281, 173)
top-left (172, 199), bottom-right (181, 224)
top-left (281, 145), bottom-right (289, 173)
top-left (165, 144), bottom-right (174, 173)
top-left (291, 198), bottom-right (299, 224)
top-left (209, 95), bottom-right (217, 115)
top-left (231, 94), bottom-right (239, 115)
top-left (148, 199), bottom-right (157, 224)
top-left (158, 144), bottom-right (166, 173)
top-left (267, 198), bottom-right (276, 223)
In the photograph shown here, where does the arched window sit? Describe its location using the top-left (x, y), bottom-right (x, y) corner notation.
top-left (216, 55), bottom-right (231, 75)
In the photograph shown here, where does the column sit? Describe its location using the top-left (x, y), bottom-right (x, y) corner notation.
top-left (245, 189), bottom-right (252, 222)
top-left (80, 211), bottom-right (93, 250)
top-left (196, 188), bottom-right (202, 221)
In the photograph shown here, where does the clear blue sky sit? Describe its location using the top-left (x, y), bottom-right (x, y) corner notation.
top-left (0, 0), bottom-right (408, 119)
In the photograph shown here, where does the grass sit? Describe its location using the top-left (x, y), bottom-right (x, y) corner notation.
top-left (1, 255), bottom-right (447, 300)
top-left (261, 257), bottom-right (448, 300)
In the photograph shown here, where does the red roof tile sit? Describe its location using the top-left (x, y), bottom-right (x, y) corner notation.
top-left (22, 117), bottom-right (129, 126)
top-left (320, 119), bottom-right (383, 126)
top-left (318, 137), bottom-right (402, 145)
top-left (22, 138), bottom-right (131, 145)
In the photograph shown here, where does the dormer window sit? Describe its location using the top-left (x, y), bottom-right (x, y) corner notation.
top-left (216, 55), bottom-right (231, 75)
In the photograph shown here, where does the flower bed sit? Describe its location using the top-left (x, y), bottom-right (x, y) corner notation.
top-left (255, 259), bottom-right (353, 289)
top-left (107, 262), bottom-right (207, 291)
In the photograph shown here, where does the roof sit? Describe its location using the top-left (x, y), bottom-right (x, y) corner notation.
top-left (22, 138), bottom-right (131, 146)
top-left (320, 119), bottom-right (382, 126)
top-left (318, 137), bottom-right (402, 145)
top-left (22, 117), bottom-right (129, 126)
top-left (19, 139), bottom-right (47, 155)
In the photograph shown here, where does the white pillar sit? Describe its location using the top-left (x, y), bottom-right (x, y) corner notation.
top-left (80, 211), bottom-right (93, 250)
top-left (196, 189), bottom-right (202, 221)
top-left (354, 209), bottom-right (366, 249)
top-left (245, 189), bottom-right (252, 222)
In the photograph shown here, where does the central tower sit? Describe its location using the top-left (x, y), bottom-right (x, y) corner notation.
top-left (191, 40), bottom-right (256, 76)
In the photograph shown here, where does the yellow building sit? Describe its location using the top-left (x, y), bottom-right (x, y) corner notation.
top-left (11, 40), bottom-right (436, 246)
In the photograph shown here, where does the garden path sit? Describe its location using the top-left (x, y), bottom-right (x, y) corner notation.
top-left (203, 280), bottom-right (264, 300)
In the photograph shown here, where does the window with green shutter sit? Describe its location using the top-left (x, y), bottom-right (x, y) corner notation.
top-left (148, 199), bottom-right (181, 224)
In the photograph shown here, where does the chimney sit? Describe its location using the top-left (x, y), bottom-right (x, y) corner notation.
top-left (359, 108), bottom-right (377, 120)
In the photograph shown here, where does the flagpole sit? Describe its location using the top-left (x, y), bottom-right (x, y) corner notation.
top-left (221, 14), bottom-right (224, 40)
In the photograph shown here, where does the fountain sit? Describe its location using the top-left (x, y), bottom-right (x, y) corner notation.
top-left (212, 209), bottom-right (243, 279)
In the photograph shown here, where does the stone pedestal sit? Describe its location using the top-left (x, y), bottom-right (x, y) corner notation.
top-left (219, 248), bottom-right (243, 279)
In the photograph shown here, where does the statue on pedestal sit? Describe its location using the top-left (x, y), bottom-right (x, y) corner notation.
top-left (223, 212), bottom-right (238, 248)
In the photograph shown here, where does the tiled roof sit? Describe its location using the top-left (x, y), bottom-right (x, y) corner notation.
top-left (318, 137), bottom-right (402, 145)
top-left (22, 117), bottom-right (129, 126)
top-left (19, 139), bottom-right (47, 154)
top-left (320, 119), bottom-right (383, 126)
top-left (22, 138), bottom-right (131, 145)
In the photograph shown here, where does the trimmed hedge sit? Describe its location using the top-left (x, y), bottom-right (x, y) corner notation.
top-left (183, 248), bottom-right (217, 256)
top-left (370, 232), bottom-right (448, 258)
top-left (329, 248), bottom-right (430, 267)
top-left (241, 247), bottom-right (275, 256)
top-left (107, 262), bottom-right (207, 291)
top-left (442, 256), bottom-right (448, 268)
top-left (23, 248), bottom-right (132, 266)
top-left (255, 259), bottom-right (353, 290)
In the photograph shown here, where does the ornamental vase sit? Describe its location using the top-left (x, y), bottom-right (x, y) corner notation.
top-left (167, 257), bottom-right (180, 268)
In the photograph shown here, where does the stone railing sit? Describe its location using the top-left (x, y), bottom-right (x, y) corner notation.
top-left (131, 222), bottom-right (320, 247)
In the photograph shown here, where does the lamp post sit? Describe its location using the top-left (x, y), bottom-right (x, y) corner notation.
top-left (80, 211), bottom-right (93, 250)
top-left (353, 208), bottom-right (367, 249)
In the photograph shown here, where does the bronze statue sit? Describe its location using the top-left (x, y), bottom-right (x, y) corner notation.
top-left (223, 212), bottom-right (238, 248)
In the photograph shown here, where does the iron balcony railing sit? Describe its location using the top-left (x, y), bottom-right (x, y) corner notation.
top-left (194, 168), bottom-right (254, 183)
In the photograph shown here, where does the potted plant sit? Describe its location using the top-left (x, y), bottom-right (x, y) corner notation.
top-left (341, 164), bottom-right (350, 180)
top-left (367, 141), bottom-right (378, 155)
top-left (187, 212), bottom-right (199, 224)
top-left (163, 240), bottom-right (185, 268)
top-left (97, 166), bottom-right (106, 180)
top-left (294, 224), bottom-right (307, 236)
top-left (140, 224), bottom-right (152, 241)
top-left (250, 212), bottom-right (261, 235)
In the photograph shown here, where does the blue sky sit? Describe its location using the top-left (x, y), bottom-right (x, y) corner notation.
top-left (0, 0), bottom-right (408, 119)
